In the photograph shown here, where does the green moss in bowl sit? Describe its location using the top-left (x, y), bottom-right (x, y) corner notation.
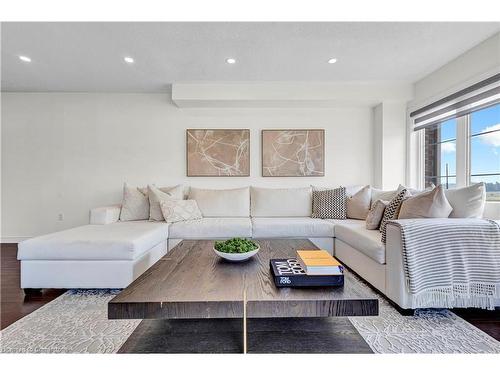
top-left (214, 238), bottom-right (259, 254)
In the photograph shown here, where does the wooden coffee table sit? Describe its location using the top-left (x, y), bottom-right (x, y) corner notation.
top-left (108, 239), bottom-right (378, 353)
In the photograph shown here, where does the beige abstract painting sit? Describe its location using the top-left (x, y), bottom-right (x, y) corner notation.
top-left (262, 129), bottom-right (325, 177)
top-left (186, 129), bottom-right (250, 176)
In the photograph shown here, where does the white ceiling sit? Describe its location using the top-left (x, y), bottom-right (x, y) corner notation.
top-left (1, 22), bottom-right (499, 92)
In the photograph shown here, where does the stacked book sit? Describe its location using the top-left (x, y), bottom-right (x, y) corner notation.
top-left (270, 250), bottom-right (344, 288)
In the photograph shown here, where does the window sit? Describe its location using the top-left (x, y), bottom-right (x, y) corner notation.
top-left (469, 104), bottom-right (500, 201)
top-left (424, 119), bottom-right (457, 189)
top-left (423, 103), bottom-right (500, 200)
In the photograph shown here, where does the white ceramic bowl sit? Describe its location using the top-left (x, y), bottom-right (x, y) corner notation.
top-left (213, 244), bottom-right (260, 262)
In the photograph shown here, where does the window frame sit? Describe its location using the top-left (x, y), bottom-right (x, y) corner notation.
top-left (420, 103), bottom-right (500, 201)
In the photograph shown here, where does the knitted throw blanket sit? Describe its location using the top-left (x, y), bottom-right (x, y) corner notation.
top-left (388, 218), bottom-right (500, 310)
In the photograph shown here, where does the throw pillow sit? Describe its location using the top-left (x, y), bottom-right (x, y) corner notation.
top-left (380, 188), bottom-right (410, 243)
top-left (160, 199), bottom-right (203, 223)
top-left (139, 185), bottom-right (184, 200)
top-left (365, 199), bottom-right (388, 230)
top-left (119, 183), bottom-right (150, 221)
top-left (347, 185), bottom-right (371, 220)
top-left (370, 185), bottom-right (403, 208)
top-left (148, 185), bottom-right (183, 221)
top-left (398, 185), bottom-right (453, 219)
top-left (398, 183), bottom-right (435, 196)
top-left (444, 183), bottom-right (486, 218)
top-left (311, 187), bottom-right (347, 219)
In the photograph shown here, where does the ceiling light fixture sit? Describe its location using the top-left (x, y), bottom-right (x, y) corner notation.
top-left (124, 56), bottom-right (135, 64)
top-left (19, 55), bottom-right (31, 63)
top-left (226, 58), bottom-right (236, 64)
top-left (328, 58), bottom-right (338, 64)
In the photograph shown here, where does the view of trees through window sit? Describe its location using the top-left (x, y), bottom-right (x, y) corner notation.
top-left (424, 103), bottom-right (500, 201)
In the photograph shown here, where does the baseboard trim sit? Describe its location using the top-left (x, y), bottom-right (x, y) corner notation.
top-left (1, 236), bottom-right (31, 244)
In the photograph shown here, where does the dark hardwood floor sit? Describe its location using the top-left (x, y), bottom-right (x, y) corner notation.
top-left (1, 243), bottom-right (65, 329)
top-left (1, 243), bottom-right (499, 342)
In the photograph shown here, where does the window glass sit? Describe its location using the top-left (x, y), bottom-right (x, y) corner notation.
top-left (469, 104), bottom-right (500, 201)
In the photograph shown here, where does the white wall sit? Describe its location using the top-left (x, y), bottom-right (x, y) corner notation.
top-left (1, 92), bottom-right (375, 239)
top-left (412, 32), bottom-right (500, 109)
top-left (373, 101), bottom-right (407, 189)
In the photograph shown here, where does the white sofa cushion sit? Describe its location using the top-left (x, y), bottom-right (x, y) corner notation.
top-left (251, 187), bottom-right (312, 217)
top-left (169, 217), bottom-right (252, 239)
top-left (445, 183), bottom-right (486, 218)
top-left (324, 218), bottom-right (366, 235)
top-left (18, 221), bottom-right (169, 261)
top-left (335, 222), bottom-right (386, 264)
top-left (188, 187), bottom-right (250, 217)
top-left (252, 217), bottom-right (335, 238)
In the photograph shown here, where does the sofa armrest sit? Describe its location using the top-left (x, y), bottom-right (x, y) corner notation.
top-left (89, 205), bottom-right (121, 225)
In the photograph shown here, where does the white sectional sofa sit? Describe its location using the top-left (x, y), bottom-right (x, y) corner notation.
top-left (16, 185), bottom-right (498, 310)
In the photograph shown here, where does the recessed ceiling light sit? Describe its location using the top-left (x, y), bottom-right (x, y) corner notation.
top-left (226, 58), bottom-right (236, 64)
top-left (19, 55), bottom-right (31, 63)
top-left (328, 58), bottom-right (338, 64)
top-left (123, 56), bottom-right (135, 64)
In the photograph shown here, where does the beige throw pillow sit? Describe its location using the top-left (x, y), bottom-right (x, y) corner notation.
top-left (148, 185), bottom-right (183, 221)
top-left (160, 199), bottom-right (203, 223)
top-left (347, 185), bottom-right (371, 220)
top-left (119, 183), bottom-right (150, 221)
top-left (365, 199), bottom-right (388, 230)
top-left (398, 185), bottom-right (453, 219)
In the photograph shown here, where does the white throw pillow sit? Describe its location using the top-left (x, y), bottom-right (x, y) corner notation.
top-left (371, 186), bottom-right (403, 207)
top-left (119, 183), bottom-right (150, 221)
top-left (138, 185), bottom-right (184, 199)
top-left (148, 185), bottom-right (183, 221)
top-left (188, 187), bottom-right (250, 217)
top-left (444, 183), bottom-right (486, 218)
top-left (160, 199), bottom-right (202, 223)
top-left (347, 185), bottom-right (371, 220)
top-left (251, 187), bottom-right (312, 217)
top-left (398, 185), bottom-right (453, 219)
top-left (398, 183), bottom-right (435, 196)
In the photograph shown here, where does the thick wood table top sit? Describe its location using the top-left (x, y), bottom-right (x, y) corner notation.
top-left (108, 239), bottom-right (378, 320)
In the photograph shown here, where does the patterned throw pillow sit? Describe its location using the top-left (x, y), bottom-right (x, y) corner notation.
top-left (160, 199), bottom-right (203, 223)
top-left (311, 187), bottom-right (347, 219)
top-left (148, 185), bottom-right (185, 221)
top-left (380, 188), bottom-right (410, 243)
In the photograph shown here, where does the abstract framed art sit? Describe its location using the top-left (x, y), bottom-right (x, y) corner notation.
top-left (186, 129), bottom-right (250, 176)
top-left (261, 129), bottom-right (325, 177)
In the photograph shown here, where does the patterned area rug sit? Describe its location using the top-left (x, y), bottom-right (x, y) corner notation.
top-left (0, 290), bottom-right (140, 353)
top-left (1, 273), bottom-right (499, 354)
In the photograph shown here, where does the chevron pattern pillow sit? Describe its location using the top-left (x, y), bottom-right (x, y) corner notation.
top-left (311, 187), bottom-right (347, 219)
top-left (380, 188), bottom-right (410, 243)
